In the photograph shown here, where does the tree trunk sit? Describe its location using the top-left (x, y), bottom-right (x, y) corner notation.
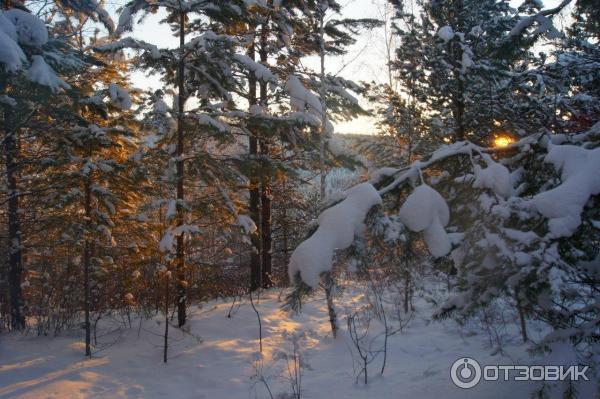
top-left (406, 72), bottom-right (415, 164)
top-left (259, 20), bottom-right (272, 289)
top-left (163, 274), bottom-right (169, 363)
top-left (454, 76), bottom-right (465, 141)
top-left (247, 37), bottom-right (261, 292)
top-left (452, 0), bottom-right (466, 142)
top-left (259, 153), bottom-right (272, 288)
top-left (324, 273), bottom-right (338, 338)
top-left (280, 166), bottom-right (290, 287)
top-left (318, 8), bottom-right (327, 201)
top-left (515, 288), bottom-right (528, 343)
top-left (2, 61), bottom-right (24, 331)
top-left (5, 127), bottom-right (24, 330)
top-left (83, 176), bottom-right (92, 357)
top-left (403, 271), bottom-right (410, 314)
top-left (175, 11), bottom-right (187, 327)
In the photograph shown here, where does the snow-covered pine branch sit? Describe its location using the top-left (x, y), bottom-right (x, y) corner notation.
top-left (288, 126), bottom-right (600, 364)
top-left (95, 37), bottom-right (162, 59)
top-left (508, 0), bottom-right (572, 39)
top-left (288, 183), bottom-right (382, 289)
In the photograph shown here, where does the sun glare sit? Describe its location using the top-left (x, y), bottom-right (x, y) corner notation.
top-left (494, 136), bottom-right (514, 148)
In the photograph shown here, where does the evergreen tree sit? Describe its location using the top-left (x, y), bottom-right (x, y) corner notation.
top-left (389, 0), bottom-right (548, 142)
top-left (569, 0), bottom-right (600, 41)
top-left (0, 0), bottom-right (113, 330)
top-left (103, 0), bottom-right (244, 327)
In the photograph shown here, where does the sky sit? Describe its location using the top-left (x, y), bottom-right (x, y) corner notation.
top-left (106, 0), bottom-right (568, 135)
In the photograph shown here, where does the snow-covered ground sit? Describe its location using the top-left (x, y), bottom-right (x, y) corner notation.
top-left (0, 286), bottom-right (572, 398)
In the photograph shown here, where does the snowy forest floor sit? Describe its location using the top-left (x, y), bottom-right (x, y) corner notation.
top-left (0, 282), bottom-right (565, 398)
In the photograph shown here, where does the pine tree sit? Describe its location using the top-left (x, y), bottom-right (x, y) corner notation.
top-left (389, 0), bottom-right (549, 142)
top-left (288, 0), bottom-right (600, 388)
top-left (103, 0), bottom-right (244, 327)
top-left (0, 0), bottom-right (113, 330)
top-left (569, 0), bottom-right (600, 41)
top-left (228, 1), bottom-right (371, 290)
top-left (54, 51), bottom-right (137, 358)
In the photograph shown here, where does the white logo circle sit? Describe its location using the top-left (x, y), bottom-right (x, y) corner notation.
top-left (451, 357), bottom-right (482, 389)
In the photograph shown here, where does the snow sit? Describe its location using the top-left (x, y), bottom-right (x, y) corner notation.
top-left (97, 38), bottom-right (161, 60)
top-left (234, 53), bottom-right (276, 83)
top-left (285, 75), bottom-right (323, 117)
top-left (195, 114), bottom-right (230, 133)
top-left (328, 135), bottom-right (355, 158)
top-left (108, 83), bottom-right (132, 110)
top-left (379, 141), bottom-right (476, 195)
top-left (379, 214), bottom-right (405, 243)
top-left (473, 162), bottom-right (513, 199)
top-left (532, 15), bottom-right (561, 39)
top-left (116, 5), bottom-right (132, 35)
top-left (158, 230), bottom-right (174, 253)
top-left (369, 167), bottom-right (400, 184)
top-left (0, 28), bottom-right (25, 72)
top-left (166, 199), bottom-right (177, 220)
top-left (502, 228), bottom-right (539, 246)
top-left (542, 143), bottom-right (589, 181)
top-left (469, 25), bottom-right (483, 36)
top-left (0, 287), bottom-right (577, 399)
top-left (249, 104), bottom-right (262, 115)
top-left (286, 111), bottom-right (321, 127)
top-left (153, 98), bottom-right (169, 114)
top-left (509, 17), bottom-right (532, 37)
top-left (0, 10), bottom-right (29, 72)
top-left (288, 183), bottom-right (382, 288)
top-left (398, 184), bottom-right (451, 257)
top-left (460, 48), bottom-right (473, 73)
top-left (398, 185), bottom-right (448, 231)
top-left (243, 0), bottom-right (268, 7)
top-left (533, 144), bottom-right (600, 237)
top-left (60, 0), bottom-right (115, 34)
top-left (4, 9), bottom-right (48, 47)
top-left (26, 55), bottom-right (70, 92)
top-left (422, 219), bottom-right (452, 257)
top-left (160, 225), bottom-right (200, 253)
top-left (0, 94), bottom-right (16, 106)
top-left (327, 84), bottom-right (359, 104)
top-left (0, 11), bottom-right (17, 41)
top-left (237, 214), bottom-right (257, 234)
top-left (91, 0), bottom-right (115, 34)
top-left (437, 26), bottom-right (454, 42)
top-left (509, 13), bottom-right (561, 40)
